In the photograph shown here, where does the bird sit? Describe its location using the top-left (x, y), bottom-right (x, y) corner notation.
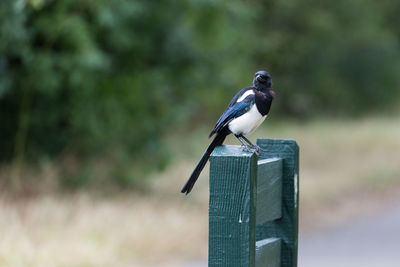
top-left (181, 70), bottom-right (275, 194)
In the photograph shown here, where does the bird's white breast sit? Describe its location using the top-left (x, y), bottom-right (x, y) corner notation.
top-left (228, 105), bottom-right (266, 135)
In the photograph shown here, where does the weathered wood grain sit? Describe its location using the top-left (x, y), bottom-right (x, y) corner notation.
top-left (209, 145), bottom-right (257, 266)
top-left (208, 139), bottom-right (298, 267)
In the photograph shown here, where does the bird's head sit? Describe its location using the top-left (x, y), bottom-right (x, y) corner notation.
top-left (253, 70), bottom-right (275, 98)
top-left (253, 70), bottom-right (272, 89)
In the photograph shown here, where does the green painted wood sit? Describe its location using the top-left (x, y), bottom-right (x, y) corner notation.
top-left (208, 139), bottom-right (298, 266)
top-left (255, 238), bottom-right (281, 267)
top-left (256, 139), bottom-right (299, 267)
top-left (209, 145), bottom-right (257, 267)
top-left (256, 158), bottom-right (283, 225)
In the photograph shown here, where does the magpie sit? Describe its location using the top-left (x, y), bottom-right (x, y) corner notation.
top-left (181, 70), bottom-right (275, 194)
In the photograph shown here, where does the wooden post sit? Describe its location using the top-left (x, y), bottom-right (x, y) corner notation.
top-left (208, 138), bottom-right (299, 267)
top-left (209, 145), bottom-right (257, 266)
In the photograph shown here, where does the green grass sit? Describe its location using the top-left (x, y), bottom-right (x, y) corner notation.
top-left (1, 116), bottom-right (400, 266)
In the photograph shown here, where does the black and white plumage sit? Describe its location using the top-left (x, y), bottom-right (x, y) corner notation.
top-left (181, 70), bottom-right (275, 194)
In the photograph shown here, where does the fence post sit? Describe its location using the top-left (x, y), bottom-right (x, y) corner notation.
top-left (208, 138), bottom-right (299, 267)
top-left (209, 145), bottom-right (257, 266)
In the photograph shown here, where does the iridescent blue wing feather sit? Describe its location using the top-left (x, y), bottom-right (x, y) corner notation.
top-left (209, 94), bottom-right (255, 138)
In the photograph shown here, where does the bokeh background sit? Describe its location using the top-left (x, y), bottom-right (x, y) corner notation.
top-left (1, 0), bottom-right (400, 266)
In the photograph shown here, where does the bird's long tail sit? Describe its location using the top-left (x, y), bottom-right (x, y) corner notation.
top-left (181, 129), bottom-right (229, 194)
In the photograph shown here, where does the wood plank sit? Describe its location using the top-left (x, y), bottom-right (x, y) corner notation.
top-left (256, 158), bottom-right (283, 225)
top-left (255, 238), bottom-right (281, 267)
top-left (256, 139), bottom-right (299, 267)
top-left (209, 145), bottom-right (258, 267)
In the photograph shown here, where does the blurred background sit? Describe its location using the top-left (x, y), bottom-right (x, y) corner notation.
top-left (1, 0), bottom-right (400, 266)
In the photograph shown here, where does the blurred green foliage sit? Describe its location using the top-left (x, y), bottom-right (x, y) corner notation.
top-left (1, 0), bottom-right (399, 187)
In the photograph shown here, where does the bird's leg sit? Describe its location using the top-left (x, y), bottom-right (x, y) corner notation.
top-left (235, 135), bottom-right (250, 150)
top-left (235, 135), bottom-right (260, 156)
top-left (238, 134), bottom-right (261, 155)
top-left (240, 135), bottom-right (257, 147)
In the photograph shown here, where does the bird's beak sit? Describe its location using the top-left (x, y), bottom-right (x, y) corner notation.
top-left (256, 75), bottom-right (263, 82)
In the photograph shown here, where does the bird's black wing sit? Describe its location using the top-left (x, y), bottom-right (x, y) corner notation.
top-left (209, 92), bottom-right (255, 138)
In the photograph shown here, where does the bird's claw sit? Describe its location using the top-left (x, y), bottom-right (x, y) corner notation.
top-left (241, 145), bottom-right (261, 156)
top-left (240, 145), bottom-right (251, 153)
